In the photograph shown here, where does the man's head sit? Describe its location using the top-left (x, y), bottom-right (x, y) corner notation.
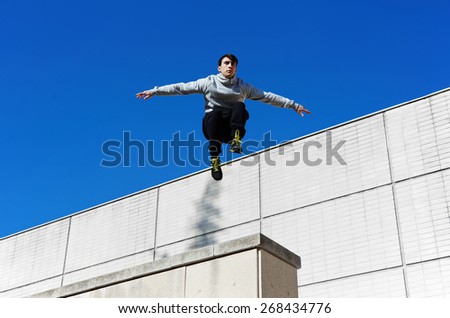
top-left (218, 54), bottom-right (238, 79)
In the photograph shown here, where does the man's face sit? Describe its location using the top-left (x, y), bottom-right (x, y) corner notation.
top-left (218, 57), bottom-right (237, 79)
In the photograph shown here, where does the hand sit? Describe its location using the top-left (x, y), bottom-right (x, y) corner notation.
top-left (136, 90), bottom-right (154, 100)
top-left (295, 104), bottom-right (311, 117)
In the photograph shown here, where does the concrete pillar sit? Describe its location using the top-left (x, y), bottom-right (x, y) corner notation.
top-left (31, 234), bottom-right (301, 298)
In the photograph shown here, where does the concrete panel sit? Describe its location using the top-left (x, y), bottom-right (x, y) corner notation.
top-left (262, 186), bottom-right (401, 285)
top-left (0, 219), bottom-right (69, 292)
top-left (385, 95), bottom-right (450, 181)
top-left (73, 267), bottom-right (186, 298)
top-left (64, 190), bottom-right (157, 273)
top-left (185, 249), bottom-right (259, 298)
top-left (260, 250), bottom-right (298, 297)
top-left (156, 158), bottom-right (260, 248)
top-left (260, 114), bottom-right (391, 217)
top-left (395, 170), bottom-right (450, 264)
top-left (429, 91), bottom-right (450, 169)
top-left (407, 258), bottom-right (450, 297)
top-left (299, 268), bottom-right (406, 297)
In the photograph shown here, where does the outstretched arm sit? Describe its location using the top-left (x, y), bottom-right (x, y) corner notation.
top-left (136, 77), bottom-right (209, 101)
top-left (136, 90), bottom-right (154, 100)
top-left (244, 83), bottom-right (311, 116)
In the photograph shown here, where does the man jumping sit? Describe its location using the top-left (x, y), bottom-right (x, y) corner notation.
top-left (136, 54), bottom-right (310, 181)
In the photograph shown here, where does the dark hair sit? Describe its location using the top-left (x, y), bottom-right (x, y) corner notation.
top-left (218, 54), bottom-right (238, 66)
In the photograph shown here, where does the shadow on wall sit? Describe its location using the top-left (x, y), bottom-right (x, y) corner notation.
top-left (190, 180), bottom-right (222, 249)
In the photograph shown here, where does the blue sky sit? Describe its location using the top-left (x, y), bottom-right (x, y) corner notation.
top-left (1, 0), bottom-right (449, 238)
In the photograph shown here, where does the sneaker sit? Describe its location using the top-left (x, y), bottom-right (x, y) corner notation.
top-left (230, 130), bottom-right (242, 154)
top-left (210, 157), bottom-right (223, 181)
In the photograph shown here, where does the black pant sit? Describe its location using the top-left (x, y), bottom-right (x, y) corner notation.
top-left (202, 102), bottom-right (249, 157)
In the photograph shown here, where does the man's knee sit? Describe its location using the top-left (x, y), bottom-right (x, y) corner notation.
top-left (233, 102), bottom-right (246, 111)
top-left (232, 102), bottom-right (249, 120)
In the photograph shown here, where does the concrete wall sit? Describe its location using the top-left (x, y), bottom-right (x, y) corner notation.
top-left (1, 87), bottom-right (450, 297)
top-left (30, 234), bottom-right (300, 298)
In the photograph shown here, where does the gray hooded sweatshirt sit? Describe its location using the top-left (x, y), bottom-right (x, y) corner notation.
top-left (150, 73), bottom-right (300, 113)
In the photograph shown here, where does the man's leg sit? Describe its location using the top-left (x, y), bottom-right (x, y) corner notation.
top-left (202, 110), bottom-right (228, 180)
top-left (229, 102), bottom-right (249, 153)
top-left (202, 110), bottom-right (227, 156)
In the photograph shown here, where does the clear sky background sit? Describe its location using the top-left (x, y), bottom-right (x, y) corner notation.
top-left (1, 0), bottom-right (449, 238)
